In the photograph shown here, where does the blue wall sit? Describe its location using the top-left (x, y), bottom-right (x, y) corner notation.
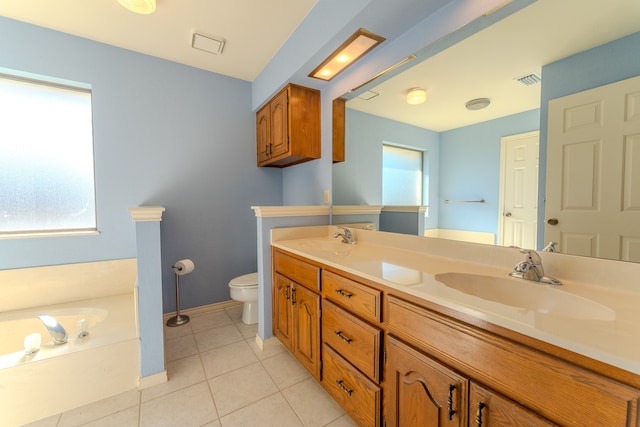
top-left (537, 31), bottom-right (640, 245)
top-left (333, 109), bottom-right (440, 218)
top-left (0, 17), bottom-right (283, 312)
top-left (439, 109), bottom-right (540, 236)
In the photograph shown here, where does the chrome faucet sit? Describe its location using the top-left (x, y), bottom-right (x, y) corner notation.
top-left (333, 226), bottom-right (355, 244)
top-left (510, 249), bottom-right (562, 285)
top-left (38, 314), bottom-right (68, 345)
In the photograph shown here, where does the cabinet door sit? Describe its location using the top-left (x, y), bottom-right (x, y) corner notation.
top-left (256, 103), bottom-right (271, 164)
top-left (385, 336), bottom-right (468, 427)
top-left (293, 284), bottom-right (321, 380)
top-left (272, 273), bottom-right (293, 350)
top-left (270, 88), bottom-right (289, 159)
top-left (469, 382), bottom-right (557, 427)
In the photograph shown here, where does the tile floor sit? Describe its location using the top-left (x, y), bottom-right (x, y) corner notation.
top-left (24, 304), bottom-right (356, 427)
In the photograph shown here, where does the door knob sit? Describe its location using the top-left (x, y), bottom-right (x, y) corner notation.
top-left (504, 212), bottom-right (512, 217)
top-left (547, 218), bottom-right (559, 225)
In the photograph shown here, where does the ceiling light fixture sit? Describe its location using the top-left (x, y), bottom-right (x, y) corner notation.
top-left (406, 88), bottom-right (427, 105)
top-left (117, 0), bottom-right (156, 14)
top-left (310, 29), bottom-right (385, 81)
top-left (465, 97), bottom-right (491, 110)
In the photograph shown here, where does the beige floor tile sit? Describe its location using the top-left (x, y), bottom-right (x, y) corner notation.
top-left (57, 389), bottom-right (140, 427)
top-left (248, 336), bottom-right (286, 361)
top-left (164, 333), bottom-right (199, 362)
top-left (194, 324), bottom-right (244, 352)
top-left (201, 420), bottom-right (222, 427)
top-left (163, 322), bottom-right (193, 340)
top-left (21, 414), bottom-right (60, 427)
top-left (200, 340), bottom-right (258, 378)
top-left (219, 393), bottom-right (303, 427)
top-left (323, 414), bottom-right (358, 427)
top-left (79, 406), bottom-right (139, 427)
top-left (235, 321), bottom-right (258, 339)
top-left (261, 351), bottom-right (311, 390)
top-left (141, 354), bottom-right (206, 402)
top-left (209, 362), bottom-right (279, 416)
top-left (140, 382), bottom-right (218, 427)
top-left (225, 305), bottom-right (243, 323)
top-left (283, 378), bottom-right (344, 427)
top-left (190, 310), bottom-right (233, 332)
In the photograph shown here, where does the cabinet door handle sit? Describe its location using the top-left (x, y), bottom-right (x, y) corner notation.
top-left (335, 289), bottom-right (353, 298)
top-left (284, 285), bottom-right (290, 300)
top-left (447, 384), bottom-right (457, 420)
top-left (291, 287), bottom-right (296, 304)
top-left (475, 402), bottom-right (486, 427)
top-left (334, 330), bottom-right (352, 344)
top-left (335, 380), bottom-right (353, 396)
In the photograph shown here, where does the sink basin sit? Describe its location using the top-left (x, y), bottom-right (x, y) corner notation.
top-left (293, 239), bottom-right (355, 257)
top-left (434, 272), bottom-right (615, 321)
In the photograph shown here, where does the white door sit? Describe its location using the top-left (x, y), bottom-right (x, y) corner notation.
top-left (546, 75), bottom-right (640, 261)
top-left (498, 131), bottom-right (539, 249)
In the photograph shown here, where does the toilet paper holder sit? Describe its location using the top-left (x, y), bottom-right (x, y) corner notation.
top-left (166, 259), bottom-right (194, 327)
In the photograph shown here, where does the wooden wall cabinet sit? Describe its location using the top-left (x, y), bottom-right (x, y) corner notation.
top-left (332, 97), bottom-right (346, 163)
top-left (256, 84), bottom-right (320, 168)
top-left (272, 250), bottom-right (321, 380)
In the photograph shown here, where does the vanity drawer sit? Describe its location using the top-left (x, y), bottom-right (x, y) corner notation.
top-left (273, 250), bottom-right (320, 291)
top-left (322, 270), bottom-right (381, 323)
top-left (322, 300), bottom-right (382, 382)
top-left (322, 343), bottom-right (381, 427)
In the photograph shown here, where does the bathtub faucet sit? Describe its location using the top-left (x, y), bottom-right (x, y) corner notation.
top-left (38, 314), bottom-right (68, 345)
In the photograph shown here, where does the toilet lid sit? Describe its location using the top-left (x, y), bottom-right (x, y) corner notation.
top-left (229, 272), bottom-right (259, 287)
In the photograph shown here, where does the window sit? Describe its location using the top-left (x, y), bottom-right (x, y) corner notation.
top-left (0, 73), bottom-right (96, 236)
top-left (382, 144), bottom-right (425, 205)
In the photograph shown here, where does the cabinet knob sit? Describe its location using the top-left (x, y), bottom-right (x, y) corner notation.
top-left (475, 402), bottom-right (486, 427)
top-left (447, 384), bottom-right (457, 420)
top-left (335, 380), bottom-right (353, 396)
top-left (334, 330), bottom-right (353, 344)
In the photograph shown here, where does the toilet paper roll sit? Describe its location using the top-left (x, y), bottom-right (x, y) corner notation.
top-left (173, 259), bottom-right (195, 275)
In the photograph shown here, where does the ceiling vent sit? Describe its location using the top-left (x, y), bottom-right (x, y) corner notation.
top-left (514, 72), bottom-right (541, 87)
top-left (192, 32), bottom-right (225, 55)
top-left (357, 90), bottom-right (380, 100)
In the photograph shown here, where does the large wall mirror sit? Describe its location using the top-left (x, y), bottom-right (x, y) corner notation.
top-left (332, 0), bottom-right (640, 262)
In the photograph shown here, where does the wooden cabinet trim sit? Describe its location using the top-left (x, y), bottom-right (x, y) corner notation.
top-left (273, 249), bottom-right (320, 292)
top-left (322, 269), bottom-right (382, 323)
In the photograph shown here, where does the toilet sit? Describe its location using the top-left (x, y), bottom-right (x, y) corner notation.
top-left (228, 272), bottom-right (259, 325)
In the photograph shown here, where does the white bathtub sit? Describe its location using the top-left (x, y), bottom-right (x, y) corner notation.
top-left (0, 260), bottom-right (139, 427)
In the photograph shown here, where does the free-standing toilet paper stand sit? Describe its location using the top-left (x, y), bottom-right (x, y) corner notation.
top-left (166, 261), bottom-right (192, 327)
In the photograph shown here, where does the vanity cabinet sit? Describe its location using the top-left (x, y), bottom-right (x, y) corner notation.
top-left (321, 270), bottom-right (383, 427)
top-left (256, 84), bottom-right (320, 167)
top-left (385, 336), bottom-right (468, 427)
top-left (385, 294), bottom-right (639, 426)
top-left (272, 250), bottom-right (321, 380)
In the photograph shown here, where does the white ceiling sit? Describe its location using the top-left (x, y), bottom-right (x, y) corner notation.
top-left (0, 0), bottom-right (318, 82)
top-left (346, 0), bottom-right (640, 132)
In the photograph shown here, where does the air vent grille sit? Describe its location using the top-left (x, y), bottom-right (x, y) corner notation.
top-left (514, 73), bottom-right (541, 86)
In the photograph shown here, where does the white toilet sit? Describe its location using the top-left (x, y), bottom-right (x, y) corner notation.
top-left (228, 272), bottom-right (259, 325)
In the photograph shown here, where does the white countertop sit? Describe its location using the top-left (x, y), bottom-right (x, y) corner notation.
top-left (272, 226), bottom-right (640, 376)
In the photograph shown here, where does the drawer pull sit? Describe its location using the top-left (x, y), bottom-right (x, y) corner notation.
top-left (335, 289), bottom-right (353, 298)
top-left (334, 330), bottom-right (353, 344)
top-left (447, 384), bottom-right (457, 420)
top-left (475, 402), bottom-right (486, 427)
top-left (335, 380), bottom-right (353, 396)
top-left (291, 288), bottom-right (296, 304)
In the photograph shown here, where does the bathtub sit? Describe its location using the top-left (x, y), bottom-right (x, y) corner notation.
top-left (0, 260), bottom-right (139, 427)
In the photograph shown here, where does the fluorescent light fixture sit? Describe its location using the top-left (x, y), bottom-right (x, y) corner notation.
top-left (310, 29), bottom-right (385, 81)
top-left (406, 88), bottom-right (427, 105)
top-left (192, 33), bottom-right (226, 55)
top-left (117, 0), bottom-right (156, 14)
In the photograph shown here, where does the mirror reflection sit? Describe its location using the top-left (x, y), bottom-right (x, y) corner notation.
top-left (332, 0), bottom-right (640, 262)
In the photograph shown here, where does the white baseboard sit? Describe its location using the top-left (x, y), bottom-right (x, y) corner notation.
top-left (138, 371), bottom-right (167, 389)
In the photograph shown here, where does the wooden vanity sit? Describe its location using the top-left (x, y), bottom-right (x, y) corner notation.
top-left (271, 233), bottom-right (640, 427)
